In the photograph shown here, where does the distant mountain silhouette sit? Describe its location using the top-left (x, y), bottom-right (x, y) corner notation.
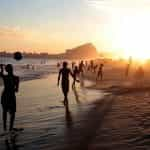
top-left (62, 43), bottom-right (99, 59)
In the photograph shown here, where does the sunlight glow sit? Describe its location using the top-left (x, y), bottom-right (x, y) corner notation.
top-left (111, 12), bottom-right (150, 60)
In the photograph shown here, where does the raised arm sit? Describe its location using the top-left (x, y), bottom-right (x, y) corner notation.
top-left (57, 69), bottom-right (62, 86)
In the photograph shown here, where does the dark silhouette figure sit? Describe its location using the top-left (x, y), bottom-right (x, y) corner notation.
top-left (71, 62), bottom-right (76, 70)
top-left (90, 60), bottom-right (94, 71)
top-left (58, 62), bottom-right (73, 105)
top-left (125, 63), bottom-right (130, 77)
top-left (0, 64), bottom-right (19, 132)
top-left (96, 64), bottom-right (104, 81)
top-left (93, 65), bottom-right (98, 73)
top-left (79, 61), bottom-right (84, 75)
top-left (125, 56), bottom-right (132, 78)
top-left (72, 66), bottom-right (80, 88)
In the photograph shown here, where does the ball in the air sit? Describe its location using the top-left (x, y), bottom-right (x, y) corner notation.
top-left (14, 52), bottom-right (23, 61)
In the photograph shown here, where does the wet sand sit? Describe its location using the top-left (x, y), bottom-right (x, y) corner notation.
top-left (1, 70), bottom-right (150, 149)
top-left (0, 74), bottom-right (105, 150)
top-left (84, 69), bottom-right (150, 150)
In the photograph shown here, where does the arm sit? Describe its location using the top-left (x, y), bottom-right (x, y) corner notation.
top-left (57, 69), bottom-right (61, 86)
top-left (69, 69), bottom-right (74, 78)
top-left (15, 76), bottom-right (19, 92)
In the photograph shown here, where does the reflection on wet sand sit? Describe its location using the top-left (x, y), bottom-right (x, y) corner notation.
top-left (65, 104), bottom-right (73, 129)
top-left (72, 86), bottom-right (81, 104)
top-left (5, 134), bottom-right (19, 150)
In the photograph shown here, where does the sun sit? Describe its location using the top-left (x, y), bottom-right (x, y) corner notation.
top-left (112, 12), bottom-right (150, 61)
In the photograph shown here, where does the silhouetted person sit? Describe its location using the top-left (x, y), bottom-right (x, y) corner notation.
top-left (72, 66), bottom-right (80, 88)
top-left (93, 65), bottom-right (98, 73)
top-left (71, 62), bottom-right (75, 70)
top-left (125, 63), bottom-right (130, 77)
top-left (90, 60), bottom-right (94, 71)
top-left (96, 64), bottom-right (104, 81)
top-left (125, 56), bottom-right (132, 78)
top-left (58, 62), bottom-right (73, 105)
top-left (0, 64), bottom-right (19, 132)
top-left (79, 60), bottom-right (84, 75)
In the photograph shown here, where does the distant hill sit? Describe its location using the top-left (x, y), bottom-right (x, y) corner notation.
top-left (62, 43), bottom-right (99, 59)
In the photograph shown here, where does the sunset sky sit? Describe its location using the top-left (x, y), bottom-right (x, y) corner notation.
top-left (1, 0), bottom-right (150, 58)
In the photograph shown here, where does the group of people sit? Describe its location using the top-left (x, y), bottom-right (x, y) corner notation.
top-left (57, 60), bottom-right (104, 105)
top-left (0, 60), bottom-right (104, 133)
top-left (0, 58), bottom-right (145, 135)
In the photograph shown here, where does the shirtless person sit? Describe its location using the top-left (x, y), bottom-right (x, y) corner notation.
top-left (96, 64), bottom-right (104, 81)
top-left (0, 64), bottom-right (19, 132)
top-left (72, 66), bottom-right (80, 88)
top-left (58, 62), bottom-right (73, 105)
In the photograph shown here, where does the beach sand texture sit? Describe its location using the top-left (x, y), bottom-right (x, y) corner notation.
top-left (1, 65), bottom-right (150, 149)
top-left (0, 74), bottom-right (104, 150)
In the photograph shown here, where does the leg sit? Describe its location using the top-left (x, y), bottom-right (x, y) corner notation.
top-left (64, 92), bottom-right (68, 105)
top-left (96, 74), bottom-right (99, 82)
top-left (3, 110), bottom-right (7, 131)
top-left (72, 80), bottom-right (75, 89)
top-left (9, 112), bottom-right (15, 131)
top-left (101, 73), bottom-right (103, 81)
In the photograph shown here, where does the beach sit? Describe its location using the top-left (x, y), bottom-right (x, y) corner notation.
top-left (0, 73), bottom-right (105, 150)
top-left (0, 61), bottom-right (150, 149)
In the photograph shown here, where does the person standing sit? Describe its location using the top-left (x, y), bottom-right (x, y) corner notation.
top-left (58, 62), bottom-right (73, 105)
top-left (72, 66), bottom-right (80, 88)
top-left (96, 64), bottom-right (104, 81)
top-left (0, 64), bottom-right (19, 133)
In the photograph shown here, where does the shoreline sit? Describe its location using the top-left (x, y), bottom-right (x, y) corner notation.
top-left (1, 68), bottom-right (150, 149)
top-left (83, 70), bottom-right (150, 149)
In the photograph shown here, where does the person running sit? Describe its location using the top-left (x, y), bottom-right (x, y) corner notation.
top-left (58, 61), bottom-right (73, 105)
top-left (72, 66), bottom-right (80, 88)
top-left (96, 64), bottom-right (104, 81)
top-left (0, 64), bottom-right (19, 132)
top-left (79, 60), bottom-right (84, 75)
top-left (125, 63), bottom-right (130, 78)
top-left (125, 56), bottom-right (132, 78)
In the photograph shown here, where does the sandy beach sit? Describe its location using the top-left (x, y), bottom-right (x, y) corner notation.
top-left (0, 73), bottom-right (104, 150)
top-left (1, 63), bottom-right (150, 150)
top-left (84, 66), bottom-right (150, 150)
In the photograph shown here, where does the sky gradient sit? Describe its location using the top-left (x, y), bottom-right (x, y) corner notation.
top-left (1, 0), bottom-right (150, 56)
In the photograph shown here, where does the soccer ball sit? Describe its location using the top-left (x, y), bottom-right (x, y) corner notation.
top-left (14, 52), bottom-right (23, 61)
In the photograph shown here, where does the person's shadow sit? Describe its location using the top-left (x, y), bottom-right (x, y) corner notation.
top-left (65, 104), bottom-right (73, 129)
top-left (72, 86), bottom-right (81, 104)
